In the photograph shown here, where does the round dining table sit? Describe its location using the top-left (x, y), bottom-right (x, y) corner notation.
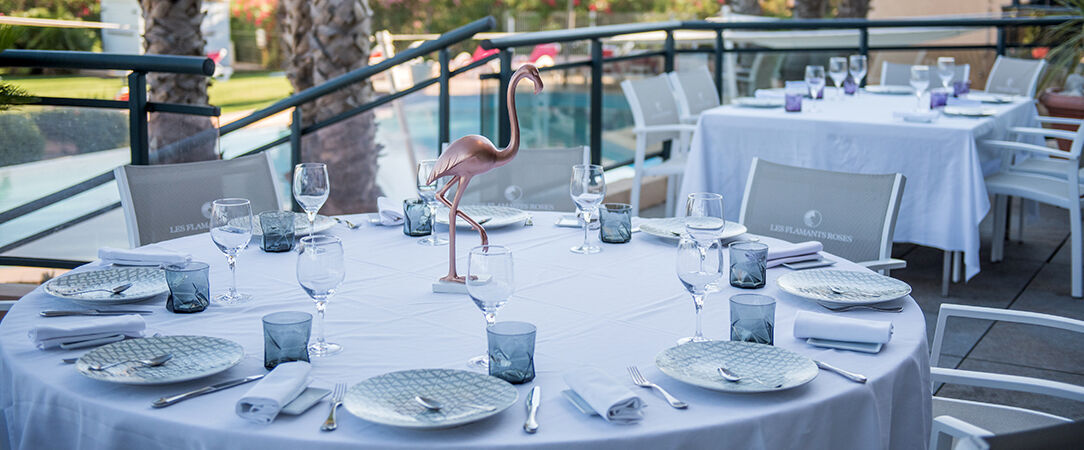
top-left (0, 212), bottom-right (931, 449)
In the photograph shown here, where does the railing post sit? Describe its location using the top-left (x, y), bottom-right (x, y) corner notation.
top-left (127, 71), bottom-right (149, 165)
top-left (714, 29), bottom-right (724, 103)
top-left (859, 27), bottom-right (869, 87)
top-left (290, 107), bottom-right (303, 212)
top-left (996, 26), bottom-right (1007, 56)
top-left (438, 48), bottom-right (451, 152)
top-left (498, 49), bottom-right (513, 148)
top-left (590, 38), bottom-right (603, 166)
top-left (664, 30), bottom-right (675, 73)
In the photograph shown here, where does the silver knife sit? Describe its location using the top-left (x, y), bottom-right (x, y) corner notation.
top-left (524, 386), bottom-right (540, 434)
top-left (152, 374), bottom-right (266, 408)
top-left (41, 309), bottom-right (153, 317)
top-left (814, 360), bottom-right (868, 384)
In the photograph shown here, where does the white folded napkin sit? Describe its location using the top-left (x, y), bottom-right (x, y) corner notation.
top-left (98, 246), bottom-right (191, 267)
top-left (563, 367), bottom-right (644, 425)
top-left (892, 110), bottom-right (940, 123)
top-left (28, 315), bottom-right (146, 350)
top-left (767, 241), bottom-right (823, 268)
top-left (793, 310), bottom-right (893, 344)
top-left (376, 196), bottom-right (405, 226)
top-left (236, 361), bottom-right (311, 424)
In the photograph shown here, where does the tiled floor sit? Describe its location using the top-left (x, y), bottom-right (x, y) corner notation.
top-left (643, 201), bottom-right (1084, 419)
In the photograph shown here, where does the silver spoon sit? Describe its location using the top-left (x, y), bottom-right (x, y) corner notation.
top-left (414, 395), bottom-right (496, 412)
top-left (717, 367), bottom-right (782, 388)
top-left (61, 283), bottom-right (133, 296)
top-left (333, 217), bottom-right (361, 230)
top-left (88, 353), bottom-right (172, 371)
top-left (819, 302), bottom-right (903, 313)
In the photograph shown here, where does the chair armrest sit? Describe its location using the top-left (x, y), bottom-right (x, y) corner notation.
top-left (980, 139), bottom-right (1075, 159)
top-left (1037, 115), bottom-right (1083, 127)
top-left (1009, 126), bottom-right (1078, 141)
top-left (633, 124), bottom-right (699, 134)
top-left (858, 258), bottom-right (906, 271)
top-left (931, 367), bottom-right (1084, 401)
top-left (930, 304), bottom-right (1084, 369)
top-left (930, 416), bottom-right (994, 450)
top-left (0, 300), bottom-right (15, 312)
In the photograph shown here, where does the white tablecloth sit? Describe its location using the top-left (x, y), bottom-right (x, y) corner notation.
top-left (678, 92), bottom-right (1040, 280)
top-left (0, 213), bottom-right (931, 449)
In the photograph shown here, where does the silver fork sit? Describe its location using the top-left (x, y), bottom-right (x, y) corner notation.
top-left (819, 302), bottom-right (903, 313)
top-left (334, 217), bottom-right (361, 230)
top-left (321, 383), bottom-right (347, 431)
top-left (627, 366), bottom-right (688, 409)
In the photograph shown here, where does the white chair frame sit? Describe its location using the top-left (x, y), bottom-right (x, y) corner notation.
top-left (929, 304), bottom-right (1084, 450)
top-left (985, 56), bottom-right (1046, 98)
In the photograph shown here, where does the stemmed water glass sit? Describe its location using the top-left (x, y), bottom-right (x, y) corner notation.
top-left (569, 164), bottom-right (606, 254)
top-left (293, 163), bottom-right (329, 240)
top-left (676, 237), bottom-right (724, 344)
top-left (937, 57), bottom-right (956, 90)
top-left (297, 235), bottom-right (345, 357)
top-left (685, 192), bottom-right (725, 245)
top-left (417, 159), bottom-right (448, 246)
top-left (466, 245), bottom-right (514, 369)
top-left (910, 65), bottom-right (931, 111)
top-left (849, 54), bottom-right (868, 94)
top-left (804, 65), bottom-right (826, 111)
top-left (828, 57), bottom-right (848, 99)
top-left (210, 198), bottom-right (253, 305)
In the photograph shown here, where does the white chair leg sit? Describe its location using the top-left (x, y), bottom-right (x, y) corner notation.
top-left (1011, 197), bottom-right (1026, 242)
top-left (952, 251), bottom-right (963, 283)
top-left (664, 176), bottom-right (675, 218)
top-left (992, 194), bottom-right (1008, 262)
top-left (1071, 206), bottom-right (1082, 298)
top-left (631, 139), bottom-right (647, 218)
top-left (942, 250), bottom-right (952, 297)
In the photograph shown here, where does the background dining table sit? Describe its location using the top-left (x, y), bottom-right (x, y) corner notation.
top-left (0, 212), bottom-right (930, 449)
top-left (678, 91), bottom-right (1040, 282)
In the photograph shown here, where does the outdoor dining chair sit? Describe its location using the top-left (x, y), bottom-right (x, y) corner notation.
top-left (114, 152), bottom-right (284, 247)
top-left (984, 55), bottom-right (1046, 98)
top-left (738, 158), bottom-right (907, 274)
top-left (667, 66), bottom-right (721, 124)
top-left (461, 146), bottom-right (589, 212)
top-left (735, 53), bottom-right (785, 97)
top-left (928, 304), bottom-right (1084, 450)
top-left (880, 61), bottom-right (970, 87)
top-left (620, 75), bottom-right (698, 217)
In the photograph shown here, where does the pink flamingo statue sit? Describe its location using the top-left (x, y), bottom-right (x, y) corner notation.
top-left (427, 64), bottom-right (543, 283)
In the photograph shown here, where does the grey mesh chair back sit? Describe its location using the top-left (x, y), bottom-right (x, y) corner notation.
top-left (115, 152), bottom-right (284, 247)
top-left (985, 56), bottom-right (1045, 97)
top-left (668, 67), bottom-right (720, 121)
top-left (739, 158), bottom-right (906, 265)
top-left (621, 75), bottom-right (683, 146)
top-left (461, 146), bottom-right (588, 212)
top-left (881, 61), bottom-right (970, 86)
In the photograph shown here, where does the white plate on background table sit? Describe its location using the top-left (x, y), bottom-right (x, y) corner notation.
top-left (776, 269), bottom-right (912, 305)
top-left (44, 267), bottom-right (167, 305)
top-left (343, 369), bottom-right (518, 429)
top-left (966, 92), bottom-right (1023, 104)
top-left (656, 341), bottom-right (818, 393)
top-left (436, 205), bottom-right (530, 229)
top-left (943, 105), bottom-right (998, 117)
top-left (733, 97), bottom-right (784, 108)
top-left (638, 217), bottom-right (747, 242)
top-left (76, 336), bottom-right (244, 385)
top-left (865, 85), bottom-right (915, 95)
top-left (250, 212), bottom-right (334, 238)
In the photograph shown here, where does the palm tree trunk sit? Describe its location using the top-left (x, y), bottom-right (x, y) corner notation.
top-left (140, 0), bottom-right (215, 163)
top-left (279, 0), bottom-right (317, 123)
top-left (837, 0), bottom-right (871, 18)
top-left (793, 0), bottom-right (828, 19)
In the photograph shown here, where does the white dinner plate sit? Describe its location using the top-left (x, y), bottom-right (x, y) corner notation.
top-left (965, 92), bottom-right (1021, 104)
top-left (436, 205), bottom-right (529, 229)
top-left (343, 369), bottom-right (518, 429)
top-left (251, 212), bottom-right (334, 237)
top-left (776, 269), bottom-right (912, 305)
top-left (733, 97), bottom-right (784, 108)
top-left (943, 106), bottom-right (997, 117)
top-left (656, 341), bottom-right (818, 393)
top-left (76, 336), bottom-right (244, 385)
top-left (864, 85), bottom-right (915, 95)
top-left (638, 217), bottom-right (747, 242)
top-left (44, 267), bottom-right (168, 305)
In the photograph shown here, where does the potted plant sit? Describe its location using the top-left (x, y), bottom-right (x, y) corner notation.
top-left (1039, 0), bottom-right (1084, 150)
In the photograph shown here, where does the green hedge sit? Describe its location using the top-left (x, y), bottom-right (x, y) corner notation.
top-left (0, 108), bottom-right (129, 167)
top-left (0, 112), bottom-right (45, 167)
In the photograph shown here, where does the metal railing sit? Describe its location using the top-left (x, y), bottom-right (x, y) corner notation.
top-left (480, 15), bottom-right (1075, 167)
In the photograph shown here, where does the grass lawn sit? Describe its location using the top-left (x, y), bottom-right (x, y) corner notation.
top-left (3, 71), bottom-right (293, 114)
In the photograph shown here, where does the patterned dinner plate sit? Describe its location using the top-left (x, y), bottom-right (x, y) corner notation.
top-left (777, 269), bottom-right (912, 305)
top-left (656, 341), bottom-right (818, 393)
top-left (942, 106), bottom-right (997, 117)
top-left (76, 336), bottom-right (244, 385)
top-left (965, 92), bottom-right (1021, 104)
top-left (343, 369), bottom-right (518, 429)
top-left (864, 85), bottom-right (914, 95)
top-left (733, 97), bottom-right (784, 108)
top-left (44, 267), bottom-right (168, 305)
top-left (250, 212), bottom-right (334, 237)
top-left (639, 217), bottom-right (747, 242)
top-left (436, 205), bottom-right (530, 229)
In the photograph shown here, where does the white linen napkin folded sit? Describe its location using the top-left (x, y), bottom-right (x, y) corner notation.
top-left (767, 241), bottom-right (823, 268)
top-left (98, 246), bottom-right (191, 267)
top-left (236, 361), bottom-right (311, 424)
top-left (376, 196), bottom-right (405, 226)
top-left (563, 367), bottom-right (644, 425)
top-left (793, 310), bottom-right (893, 344)
top-left (892, 110), bottom-right (940, 123)
top-left (28, 315), bottom-right (146, 350)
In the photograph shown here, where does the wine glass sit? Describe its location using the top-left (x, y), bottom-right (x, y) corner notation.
top-left (685, 192), bottom-right (725, 245)
top-left (569, 164), bottom-right (606, 254)
top-left (210, 198), bottom-right (253, 305)
top-left (937, 57), bottom-right (956, 90)
top-left (676, 237), bottom-right (724, 344)
top-left (417, 159), bottom-right (448, 246)
top-left (849, 54), bottom-right (868, 94)
top-left (292, 163), bottom-right (329, 240)
top-left (466, 245), bottom-right (514, 369)
top-left (804, 65), bottom-right (826, 111)
top-left (828, 57), bottom-right (848, 99)
top-left (297, 235), bottom-right (345, 356)
top-left (910, 65), bottom-right (931, 111)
